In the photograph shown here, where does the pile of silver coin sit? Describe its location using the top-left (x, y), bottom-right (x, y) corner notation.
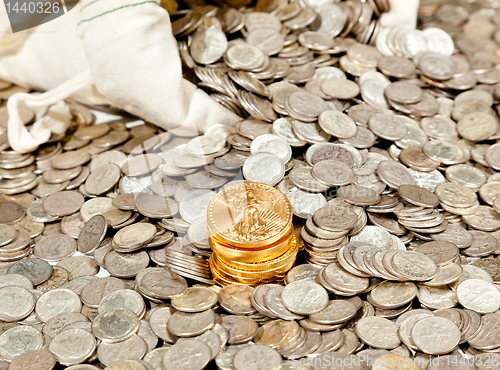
top-left (1, 0), bottom-right (500, 369)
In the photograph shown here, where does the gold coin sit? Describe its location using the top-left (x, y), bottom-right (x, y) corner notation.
top-left (207, 182), bottom-right (293, 249)
top-left (209, 226), bottom-right (294, 262)
top-left (210, 259), bottom-right (286, 286)
top-left (214, 236), bottom-right (298, 272)
top-left (213, 257), bottom-right (294, 280)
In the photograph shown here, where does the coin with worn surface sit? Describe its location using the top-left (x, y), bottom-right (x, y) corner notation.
top-left (242, 153), bottom-right (285, 186)
top-left (105, 250), bottom-right (150, 278)
top-left (369, 281), bottom-right (417, 309)
top-left (391, 251), bottom-right (438, 281)
top-left (411, 316), bottom-right (460, 355)
top-left (265, 286), bottom-right (303, 320)
top-left (218, 285), bottom-right (256, 314)
top-left (321, 78), bottom-right (360, 99)
top-left (285, 187), bottom-right (327, 219)
top-left (355, 316), bottom-right (400, 349)
top-left (61, 213), bottom-right (86, 238)
top-left (0, 326), bottom-right (44, 362)
top-left (167, 309), bottom-right (215, 337)
top-left (0, 286), bottom-right (34, 322)
top-left (8, 349), bottom-right (56, 370)
top-left (281, 280), bottom-right (328, 315)
top-left (215, 315), bottom-right (259, 345)
top-left (250, 134), bottom-right (292, 163)
top-left (12, 217), bottom-right (44, 238)
top-left (26, 199), bottom-right (58, 223)
top-left (311, 160), bottom-right (353, 187)
top-left (171, 287), bottom-right (218, 313)
top-left (113, 223), bottom-right (156, 250)
top-left (368, 113), bottom-right (408, 141)
top-left (397, 185), bottom-right (439, 208)
top-left (309, 300), bottom-right (357, 325)
top-left (313, 205), bottom-right (357, 231)
top-left (323, 262), bottom-right (369, 293)
top-left (57, 256), bottom-right (99, 280)
top-left (463, 206), bottom-right (500, 231)
top-left (85, 164), bottom-right (121, 195)
top-left (34, 234), bottom-right (77, 262)
top-left (35, 288), bottom-right (82, 322)
top-left (414, 241), bottom-right (459, 265)
top-left (136, 267), bottom-right (188, 299)
top-left (0, 201), bottom-right (25, 224)
top-left (7, 258), bottom-right (52, 285)
top-left (254, 319), bottom-right (300, 349)
top-left (49, 328), bottom-right (96, 365)
top-left (148, 305), bottom-right (177, 343)
top-left (135, 193), bottom-right (179, 219)
top-left (233, 345), bottom-right (282, 370)
top-left (43, 191), bottom-right (85, 217)
top-left (0, 225), bottom-right (16, 247)
top-left (36, 266), bottom-right (69, 292)
top-left (318, 110), bottom-right (357, 139)
top-left (338, 184), bottom-right (381, 206)
top-left (457, 279), bottom-right (500, 314)
top-left (97, 334), bottom-right (147, 366)
top-left (190, 28), bottom-right (228, 65)
top-left (162, 338), bottom-right (211, 370)
top-left (80, 276), bottom-right (125, 308)
top-left (98, 289), bottom-right (145, 317)
top-left (77, 215), bottom-right (107, 254)
top-left (121, 154), bottom-right (162, 177)
top-left (92, 308), bottom-right (140, 343)
top-left (51, 151), bottom-right (91, 170)
top-left (377, 160), bottom-right (415, 189)
top-left (463, 230), bottom-right (497, 257)
top-left (80, 197), bottom-right (116, 222)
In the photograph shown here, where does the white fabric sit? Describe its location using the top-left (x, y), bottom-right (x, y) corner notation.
top-left (7, 71), bottom-right (91, 152)
top-left (0, 0), bottom-right (240, 153)
top-left (381, 0), bottom-right (420, 29)
top-left (77, 0), bottom-right (240, 135)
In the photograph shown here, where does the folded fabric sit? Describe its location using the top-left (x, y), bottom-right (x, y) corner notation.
top-left (0, 0), bottom-right (241, 153)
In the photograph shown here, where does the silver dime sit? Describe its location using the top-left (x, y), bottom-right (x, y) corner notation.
top-left (281, 280), bottom-right (328, 315)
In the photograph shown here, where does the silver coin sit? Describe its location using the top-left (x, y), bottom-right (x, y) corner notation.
top-left (355, 316), bottom-right (400, 349)
top-left (233, 345), bottom-right (282, 370)
top-left (92, 308), bottom-right (140, 343)
top-left (242, 153), bottom-right (285, 186)
top-left (411, 316), bottom-right (460, 355)
top-left (281, 280), bottom-right (328, 315)
top-left (49, 329), bottom-right (96, 365)
top-left (162, 338), bottom-right (211, 370)
top-left (167, 310), bottom-right (215, 337)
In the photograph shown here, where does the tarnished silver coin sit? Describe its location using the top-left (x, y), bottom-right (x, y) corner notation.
top-left (233, 345), bottom-right (282, 370)
top-left (92, 308), bottom-right (140, 343)
top-left (49, 329), bottom-right (96, 365)
top-left (162, 338), bottom-right (211, 370)
top-left (411, 316), bottom-right (460, 355)
top-left (171, 287), bottom-right (218, 313)
top-left (167, 309), bottom-right (215, 337)
top-left (280, 280), bottom-right (328, 315)
top-left (457, 279), bottom-right (500, 314)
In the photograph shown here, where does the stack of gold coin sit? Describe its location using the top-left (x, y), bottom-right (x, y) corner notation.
top-left (207, 182), bottom-right (298, 286)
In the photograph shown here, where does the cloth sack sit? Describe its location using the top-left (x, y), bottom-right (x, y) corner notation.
top-left (0, 0), bottom-right (241, 153)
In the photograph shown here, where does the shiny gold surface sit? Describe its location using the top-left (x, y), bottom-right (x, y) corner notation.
top-left (214, 236), bottom-right (298, 272)
top-left (207, 182), bottom-right (297, 285)
top-left (209, 227), bottom-right (294, 262)
top-left (207, 182), bottom-right (293, 248)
